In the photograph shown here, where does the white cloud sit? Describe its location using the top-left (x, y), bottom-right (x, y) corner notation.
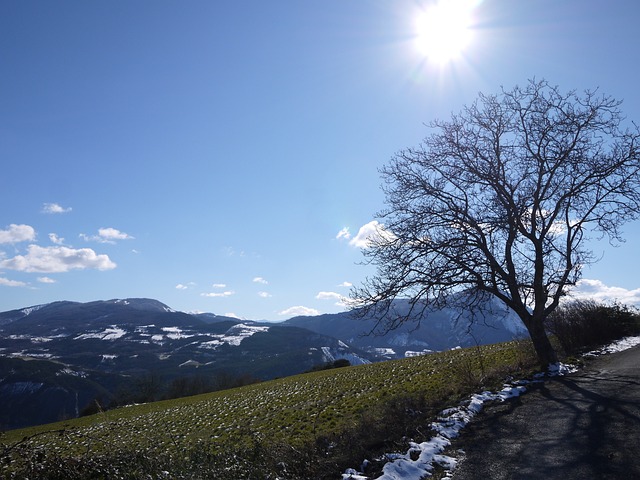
top-left (316, 291), bottom-right (342, 301)
top-left (278, 306), bottom-right (320, 317)
top-left (212, 283), bottom-right (227, 288)
top-left (258, 291), bottom-right (272, 298)
top-left (37, 276), bottom-right (56, 284)
top-left (0, 277), bottom-right (27, 287)
top-left (176, 284), bottom-right (189, 290)
top-left (316, 291), bottom-right (348, 307)
top-left (253, 277), bottom-right (268, 285)
top-left (99, 227), bottom-right (133, 241)
top-left (0, 245), bottom-right (116, 273)
top-left (347, 221), bottom-right (396, 249)
top-left (336, 227), bottom-right (351, 240)
top-left (49, 233), bottom-right (65, 245)
top-left (568, 279), bottom-right (640, 306)
top-left (0, 224), bottom-right (36, 244)
top-left (81, 227), bottom-right (134, 244)
top-left (201, 291), bottom-right (235, 298)
top-left (338, 281), bottom-right (352, 288)
top-left (42, 203), bottom-right (72, 214)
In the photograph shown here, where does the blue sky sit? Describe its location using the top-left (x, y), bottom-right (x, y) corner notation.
top-left (2, 0), bottom-right (640, 320)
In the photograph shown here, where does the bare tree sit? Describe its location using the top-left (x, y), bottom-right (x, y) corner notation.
top-left (351, 79), bottom-right (640, 367)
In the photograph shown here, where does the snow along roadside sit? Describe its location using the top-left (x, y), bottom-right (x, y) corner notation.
top-left (341, 335), bottom-right (640, 480)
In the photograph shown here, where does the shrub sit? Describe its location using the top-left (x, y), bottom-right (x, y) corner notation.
top-left (546, 300), bottom-right (640, 354)
top-left (305, 359), bottom-right (351, 373)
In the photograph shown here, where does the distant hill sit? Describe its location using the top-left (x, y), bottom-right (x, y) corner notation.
top-left (0, 295), bottom-right (527, 429)
top-left (284, 296), bottom-right (528, 359)
top-left (0, 298), bottom-right (370, 430)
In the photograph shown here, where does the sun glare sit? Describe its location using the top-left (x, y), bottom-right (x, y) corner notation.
top-left (414, 0), bottom-right (478, 64)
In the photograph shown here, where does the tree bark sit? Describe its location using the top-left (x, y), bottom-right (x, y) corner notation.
top-left (525, 317), bottom-right (558, 368)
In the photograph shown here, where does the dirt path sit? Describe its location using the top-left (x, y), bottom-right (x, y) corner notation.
top-left (451, 345), bottom-right (640, 480)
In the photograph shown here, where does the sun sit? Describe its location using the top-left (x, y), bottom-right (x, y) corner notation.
top-left (414, 0), bottom-right (477, 64)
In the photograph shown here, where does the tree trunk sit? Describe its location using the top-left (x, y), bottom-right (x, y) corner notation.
top-left (525, 317), bottom-right (559, 368)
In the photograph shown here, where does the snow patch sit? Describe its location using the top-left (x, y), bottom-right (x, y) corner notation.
top-left (8, 334), bottom-right (52, 343)
top-left (223, 324), bottom-right (269, 346)
top-left (19, 304), bottom-right (47, 317)
top-left (161, 326), bottom-right (195, 340)
top-left (360, 384), bottom-right (527, 480)
top-left (179, 360), bottom-right (202, 368)
top-left (75, 326), bottom-right (127, 341)
top-left (199, 338), bottom-right (224, 350)
top-left (584, 335), bottom-right (640, 356)
top-left (404, 350), bottom-right (434, 358)
top-left (57, 368), bottom-right (87, 378)
top-left (321, 346), bottom-right (335, 362)
top-left (371, 348), bottom-right (396, 357)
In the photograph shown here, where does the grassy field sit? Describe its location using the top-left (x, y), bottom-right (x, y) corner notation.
top-left (1, 340), bottom-right (540, 479)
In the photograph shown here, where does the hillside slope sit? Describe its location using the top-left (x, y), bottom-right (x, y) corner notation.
top-left (0, 340), bottom-right (540, 479)
top-left (0, 298), bottom-right (370, 429)
top-left (286, 297), bottom-right (527, 358)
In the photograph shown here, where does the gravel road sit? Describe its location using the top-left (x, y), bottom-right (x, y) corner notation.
top-left (451, 345), bottom-right (640, 479)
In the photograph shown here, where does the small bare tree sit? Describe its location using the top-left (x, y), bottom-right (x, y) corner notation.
top-left (351, 79), bottom-right (640, 367)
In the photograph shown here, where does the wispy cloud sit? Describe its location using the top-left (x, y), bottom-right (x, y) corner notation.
top-left (258, 291), bottom-right (272, 298)
top-left (201, 291), bottom-right (235, 298)
top-left (225, 246), bottom-right (246, 257)
top-left (338, 281), bottom-right (352, 288)
top-left (568, 279), bottom-right (640, 306)
top-left (0, 224), bottom-right (36, 244)
top-left (336, 227), bottom-right (351, 240)
top-left (42, 203), bottom-right (72, 214)
top-left (0, 277), bottom-right (27, 287)
top-left (37, 276), bottom-right (56, 284)
top-left (49, 233), bottom-right (65, 245)
top-left (176, 284), bottom-right (189, 290)
top-left (0, 245), bottom-right (116, 273)
top-left (253, 277), bottom-right (268, 285)
top-left (212, 283), bottom-right (227, 288)
top-left (278, 305), bottom-right (320, 317)
top-left (80, 227), bottom-right (134, 244)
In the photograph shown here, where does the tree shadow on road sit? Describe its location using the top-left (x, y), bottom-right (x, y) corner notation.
top-left (453, 371), bottom-right (640, 479)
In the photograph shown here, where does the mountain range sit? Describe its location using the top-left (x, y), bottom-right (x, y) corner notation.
top-left (0, 297), bottom-right (526, 430)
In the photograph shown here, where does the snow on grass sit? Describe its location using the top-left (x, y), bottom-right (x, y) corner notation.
top-left (584, 335), bottom-right (640, 356)
top-left (161, 326), bottom-right (196, 340)
top-left (8, 334), bottom-right (53, 343)
top-left (342, 336), bottom-right (640, 480)
top-left (75, 326), bottom-right (127, 341)
top-left (4, 337), bottom-right (637, 479)
top-left (345, 383), bottom-right (528, 480)
top-left (222, 323), bottom-right (269, 346)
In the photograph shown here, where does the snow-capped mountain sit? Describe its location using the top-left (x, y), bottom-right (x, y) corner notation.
top-left (0, 298), bottom-right (369, 430)
top-left (285, 296), bottom-right (528, 359)
top-left (0, 295), bottom-right (527, 430)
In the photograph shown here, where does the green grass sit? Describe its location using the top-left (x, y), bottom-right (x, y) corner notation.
top-left (0, 340), bottom-right (539, 479)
